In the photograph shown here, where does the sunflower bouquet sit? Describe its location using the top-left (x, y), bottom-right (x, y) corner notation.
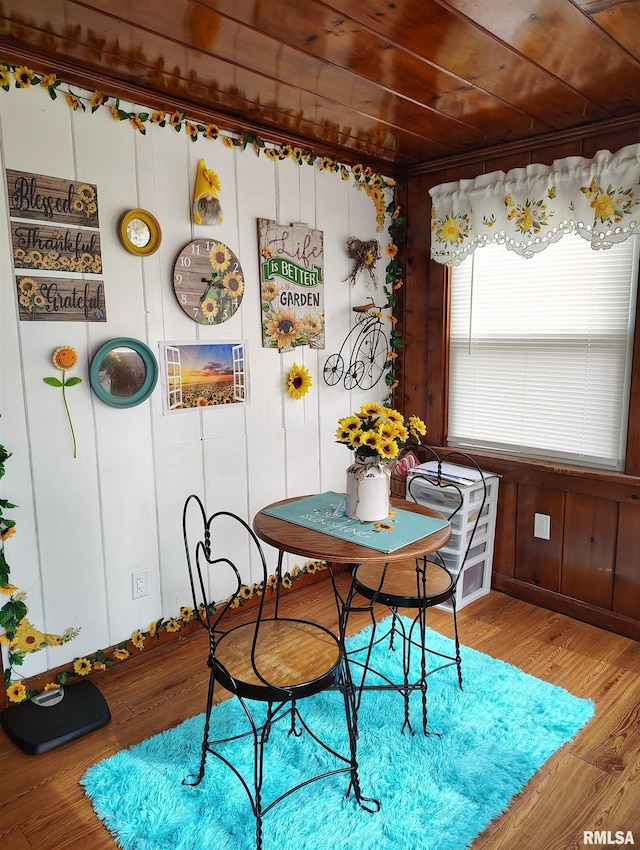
top-left (336, 402), bottom-right (426, 463)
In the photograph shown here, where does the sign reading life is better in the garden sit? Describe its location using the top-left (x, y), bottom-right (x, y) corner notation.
top-left (6, 169), bottom-right (106, 322)
top-left (258, 218), bottom-right (324, 352)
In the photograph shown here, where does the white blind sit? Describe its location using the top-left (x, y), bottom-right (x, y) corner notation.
top-left (448, 234), bottom-right (639, 469)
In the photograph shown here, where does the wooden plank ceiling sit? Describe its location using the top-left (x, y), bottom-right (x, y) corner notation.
top-left (1, 0), bottom-right (640, 174)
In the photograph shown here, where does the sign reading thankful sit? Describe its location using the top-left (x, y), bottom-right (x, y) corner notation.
top-left (10, 221), bottom-right (102, 273)
top-left (6, 169), bottom-right (100, 228)
top-left (258, 218), bottom-right (325, 352)
top-left (16, 276), bottom-right (106, 322)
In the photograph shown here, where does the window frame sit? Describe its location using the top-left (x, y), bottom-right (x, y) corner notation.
top-left (445, 236), bottom-right (639, 471)
top-left (406, 251), bottom-right (640, 479)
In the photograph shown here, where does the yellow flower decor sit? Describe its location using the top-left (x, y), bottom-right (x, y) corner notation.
top-left (344, 237), bottom-right (380, 286)
top-left (44, 346), bottom-right (82, 458)
top-left (1, 427), bottom-right (80, 701)
top-left (7, 681), bottom-right (26, 703)
top-left (286, 362), bottom-right (312, 400)
top-left (336, 402), bottom-right (426, 463)
top-left (193, 158), bottom-right (223, 226)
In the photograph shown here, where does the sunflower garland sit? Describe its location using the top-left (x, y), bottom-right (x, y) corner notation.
top-left (0, 430), bottom-right (80, 702)
top-left (1, 56), bottom-right (404, 398)
top-left (3, 559), bottom-right (327, 702)
top-left (2, 422), bottom-right (327, 704)
top-left (0, 60), bottom-right (395, 226)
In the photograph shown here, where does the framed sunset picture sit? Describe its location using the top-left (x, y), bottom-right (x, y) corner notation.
top-left (159, 340), bottom-right (249, 413)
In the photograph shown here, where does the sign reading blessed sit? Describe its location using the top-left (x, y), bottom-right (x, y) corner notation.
top-left (258, 218), bottom-right (325, 351)
top-left (16, 276), bottom-right (106, 322)
top-left (6, 169), bottom-right (100, 228)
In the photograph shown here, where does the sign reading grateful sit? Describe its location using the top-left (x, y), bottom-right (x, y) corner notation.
top-left (6, 169), bottom-right (106, 322)
top-left (258, 218), bottom-right (325, 352)
top-left (16, 276), bottom-right (106, 322)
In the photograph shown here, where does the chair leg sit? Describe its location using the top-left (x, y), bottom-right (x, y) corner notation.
top-left (343, 574), bottom-right (378, 714)
top-left (417, 608), bottom-right (429, 736)
top-left (340, 664), bottom-right (380, 815)
top-left (389, 609), bottom-right (400, 651)
top-left (287, 699), bottom-right (302, 737)
top-left (451, 598), bottom-right (463, 690)
top-left (399, 616), bottom-right (414, 736)
top-left (253, 711), bottom-right (270, 850)
top-left (184, 664), bottom-right (217, 786)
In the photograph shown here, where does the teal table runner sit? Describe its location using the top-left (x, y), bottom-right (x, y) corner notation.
top-left (262, 491), bottom-right (449, 554)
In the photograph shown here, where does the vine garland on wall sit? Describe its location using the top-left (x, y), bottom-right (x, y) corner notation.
top-left (1, 58), bottom-right (405, 393)
top-left (0, 58), bottom-right (405, 702)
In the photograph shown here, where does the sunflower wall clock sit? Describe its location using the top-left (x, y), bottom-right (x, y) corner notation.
top-left (172, 239), bottom-right (245, 324)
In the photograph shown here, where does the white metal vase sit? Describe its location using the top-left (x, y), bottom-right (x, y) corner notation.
top-left (345, 456), bottom-right (391, 523)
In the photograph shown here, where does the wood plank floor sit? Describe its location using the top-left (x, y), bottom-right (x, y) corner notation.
top-left (1, 575), bottom-right (639, 849)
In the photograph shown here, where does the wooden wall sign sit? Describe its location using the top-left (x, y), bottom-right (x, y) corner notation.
top-left (10, 221), bottom-right (102, 273)
top-left (258, 218), bottom-right (324, 352)
top-left (16, 276), bottom-right (106, 322)
top-left (6, 169), bottom-right (100, 228)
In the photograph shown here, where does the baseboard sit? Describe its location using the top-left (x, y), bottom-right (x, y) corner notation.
top-left (3, 564), bottom-right (350, 709)
top-left (492, 573), bottom-right (640, 641)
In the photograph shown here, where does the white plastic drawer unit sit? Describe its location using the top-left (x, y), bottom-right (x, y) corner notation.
top-left (406, 460), bottom-right (500, 610)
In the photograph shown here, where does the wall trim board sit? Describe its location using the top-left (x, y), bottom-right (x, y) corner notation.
top-left (403, 445), bottom-right (640, 504)
top-left (402, 112), bottom-right (640, 177)
top-left (0, 42), bottom-right (392, 175)
top-left (492, 575), bottom-right (640, 643)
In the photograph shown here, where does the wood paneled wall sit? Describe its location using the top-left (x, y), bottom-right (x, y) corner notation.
top-left (400, 124), bottom-right (640, 640)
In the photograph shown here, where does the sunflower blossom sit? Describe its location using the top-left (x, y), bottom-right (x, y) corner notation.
top-left (287, 362), bottom-right (312, 399)
top-left (7, 682), bottom-right (27, 703)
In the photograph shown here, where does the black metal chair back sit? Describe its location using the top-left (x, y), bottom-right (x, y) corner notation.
top-left (407, 446), bottom-right (488, 589)
top-left (346, 448), bottom-right (489, 735)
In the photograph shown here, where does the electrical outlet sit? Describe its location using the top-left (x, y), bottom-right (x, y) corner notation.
top-left (132, 569), bottom-right (148, 599)
top-left (534, 513), bottom-right (551, 540)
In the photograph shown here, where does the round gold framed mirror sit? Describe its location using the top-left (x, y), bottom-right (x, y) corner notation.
top-left (119, 209), bottom-right (161, 256)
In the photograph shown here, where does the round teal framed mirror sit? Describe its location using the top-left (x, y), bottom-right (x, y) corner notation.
top-left (90, 338), bottom-right (158, 408)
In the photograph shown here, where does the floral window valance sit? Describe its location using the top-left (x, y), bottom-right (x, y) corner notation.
top-left (429, 143), bottom-right (640, 267)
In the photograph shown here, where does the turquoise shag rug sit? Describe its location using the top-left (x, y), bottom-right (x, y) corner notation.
top-left (81, 619), bottom-right (593, 850)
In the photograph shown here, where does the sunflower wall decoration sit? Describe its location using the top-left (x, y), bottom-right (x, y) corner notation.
top-left (192, 158), bottom-right (223, 226)
top-left (172, 239), bottom-right (244, 325)
top-left (43, 346), bottom-right (82, 458)
top-left (258, 219), bottom-right (325, 352)
top-left (286, 363), bottom-right (312, 400)
top-left (344, 237), bottom-right (380, 287)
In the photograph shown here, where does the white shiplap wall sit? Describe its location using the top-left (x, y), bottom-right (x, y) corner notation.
top-left (0, 83), bottom-right (393, 679)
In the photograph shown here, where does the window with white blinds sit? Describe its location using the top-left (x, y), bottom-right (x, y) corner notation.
top-left (448, 234), bottom-right (639, 470)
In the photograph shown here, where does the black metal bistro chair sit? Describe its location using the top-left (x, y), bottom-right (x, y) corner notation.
top-left (182, 495), bottom-right (378, 850)
top-left (344, 449), bottom-right (488, 735)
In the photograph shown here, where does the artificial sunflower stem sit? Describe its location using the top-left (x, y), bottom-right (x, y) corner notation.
top-left (61, 373), bottom-right (78, 459)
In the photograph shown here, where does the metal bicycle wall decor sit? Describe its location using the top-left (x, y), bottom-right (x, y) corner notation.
top-left (323, 301), bottom-right (389, 390)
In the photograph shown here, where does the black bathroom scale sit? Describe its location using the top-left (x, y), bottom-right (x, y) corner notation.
top-left (1, 679), bottom-right (110, 754)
